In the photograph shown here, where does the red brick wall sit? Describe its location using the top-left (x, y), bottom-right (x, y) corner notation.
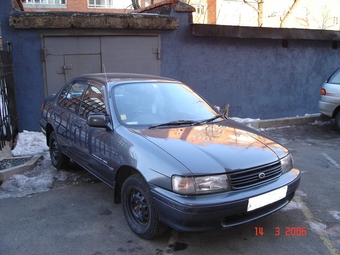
top-left (23, 0), bottom-right (160, 13)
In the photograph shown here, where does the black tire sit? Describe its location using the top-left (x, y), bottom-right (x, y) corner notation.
top-left (49, 131), bottom-right (70, 169)
top-left (335, 111), bottom-right (340, 130)
top-left (122, 174), bottom-right (168, 239)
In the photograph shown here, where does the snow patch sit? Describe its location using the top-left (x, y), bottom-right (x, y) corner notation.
top-left (306, 220), bottom-right (327, 234)
top-left (230, 117), bottom-right (260, 123)
top-left (329, 211), bottom-right (340, 221)
top-left (282, 200), bottom-right (303, 211)
top-left (0, 162), bottom-right (56, 199)
top-left (12, 130), bottom-right (49, 157)
top-left (296, 190), bottom-right (307, 197)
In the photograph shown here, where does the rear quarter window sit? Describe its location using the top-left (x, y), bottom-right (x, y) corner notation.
top-left (329, 69), bottom-right (340, 84)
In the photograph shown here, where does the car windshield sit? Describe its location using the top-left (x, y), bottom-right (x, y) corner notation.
top-left (112, 82), bottom-right (220, 127)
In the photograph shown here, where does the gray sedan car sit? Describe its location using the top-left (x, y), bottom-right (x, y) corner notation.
top-left (40, 73), bottom-right (301, 239)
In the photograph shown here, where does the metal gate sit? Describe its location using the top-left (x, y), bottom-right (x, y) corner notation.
top-left (43, 35), bottom-right (161, 95)
top-left (0, 49), bottom-right (19, 150)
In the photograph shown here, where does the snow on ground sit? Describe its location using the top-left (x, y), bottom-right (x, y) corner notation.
top-left (0, 130), bottom-right (98, 199)
top-left (12, 130), bottom-right (49, 157)
top-left (0, 131), bottom-right (54, 199)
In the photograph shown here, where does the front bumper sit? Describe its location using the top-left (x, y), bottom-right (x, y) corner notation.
top-left (151, 169), bottom-right (300, 233)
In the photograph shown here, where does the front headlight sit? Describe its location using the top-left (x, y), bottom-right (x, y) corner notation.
top-left (281, 153), bottom-right (294, 174)
top-left (172, 174), bottom-right (230, 195)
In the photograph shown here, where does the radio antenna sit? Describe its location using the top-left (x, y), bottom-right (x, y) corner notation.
top-left (103, 63), bottom-right (108, 83)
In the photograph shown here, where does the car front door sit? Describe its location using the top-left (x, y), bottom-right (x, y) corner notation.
top-left (77, 82), bottom-right (113, 184)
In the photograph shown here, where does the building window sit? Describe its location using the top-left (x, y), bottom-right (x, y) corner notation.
top-left (88, 0), bottom-right (114, 8)
top-left (196, 4), bottom-right (205, 15)
top-left (22, 0), bottom-right (66, 4)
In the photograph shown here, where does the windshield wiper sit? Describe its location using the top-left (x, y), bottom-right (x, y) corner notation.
top-left (149, 115), bottom-right (224, 129)
top-left (149, 120), bottom-right (197, 129)
top-left (194, 114), bottom-right (224, 125)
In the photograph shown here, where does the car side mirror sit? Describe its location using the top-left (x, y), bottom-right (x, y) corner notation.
top-left (87, 114), bottom-right (108, 128)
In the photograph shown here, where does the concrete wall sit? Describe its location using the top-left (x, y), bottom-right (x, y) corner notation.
top-left (1, 0), bottom-right (340, 131)
top-left (162, 12), bottom-right (340, 120)
top-left (1, 0), bottom-right (46, 132)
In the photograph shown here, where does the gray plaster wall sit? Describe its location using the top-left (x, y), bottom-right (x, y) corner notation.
top-left (1, 0), bottom-right (45, 132)
top-left (161, 12), bottom-right (340, 119)
top-left (1, 0), bottom-right (340, 131)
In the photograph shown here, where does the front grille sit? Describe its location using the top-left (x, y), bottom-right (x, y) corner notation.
top-left (228, 161), bottom-right (282, 190)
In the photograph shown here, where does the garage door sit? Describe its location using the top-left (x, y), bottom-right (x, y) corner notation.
top-left (43, 35), bottom-right (160, 95)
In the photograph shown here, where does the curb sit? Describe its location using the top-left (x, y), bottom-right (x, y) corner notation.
top-left (0, 155), bottom-right (43, 184)
top-left (242, 115), bottom-right (324, 129)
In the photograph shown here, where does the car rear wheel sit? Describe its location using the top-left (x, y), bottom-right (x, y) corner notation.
top-left (122, 174), bottom-right (168, 239)
top-left (335, 111), bottom-right (340, 130)
top-left (49, 131), bottom-right (70, 169)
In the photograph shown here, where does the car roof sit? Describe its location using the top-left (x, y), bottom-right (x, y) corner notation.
top-left (72, 73), bottom-right (178, 85)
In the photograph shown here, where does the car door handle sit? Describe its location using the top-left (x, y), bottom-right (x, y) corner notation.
top-left (74, 123), bottom-right (82, 128)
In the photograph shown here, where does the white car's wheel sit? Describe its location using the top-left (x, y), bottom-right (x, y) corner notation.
top-left (335, 111), bottom-right (340, 130)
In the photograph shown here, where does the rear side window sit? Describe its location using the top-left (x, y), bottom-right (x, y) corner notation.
top-left (329, 68), bottom-right (340, 84)
top-left (58, 81), bottom-right (88, 114)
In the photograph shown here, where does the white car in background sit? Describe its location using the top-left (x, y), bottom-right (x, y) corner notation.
top-left (319, 67), bottom-right (340, 130)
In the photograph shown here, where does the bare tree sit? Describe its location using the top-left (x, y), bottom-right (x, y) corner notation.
top-left (319, 7), bottom-right (336, 29)
top-left (243, 0), bottom-right (303, 28)
top-left (280, 0), bottom-right (302, 28)
top-left (243, 0), bottom-right (264, 27)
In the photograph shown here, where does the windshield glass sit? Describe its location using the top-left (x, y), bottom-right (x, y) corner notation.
top-left (112, 82), bottom-right (219, 126)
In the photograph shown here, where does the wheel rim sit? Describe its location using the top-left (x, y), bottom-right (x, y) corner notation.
top-left (129, 189), bottom-right (149, 226)
top-left (51, 139), bottom-right (59, 162)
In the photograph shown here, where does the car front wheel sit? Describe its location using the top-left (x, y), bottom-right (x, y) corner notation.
top-left (122, 174), bottom-right (168, 239)
top-left (49, 131), bottom-right (70, 169)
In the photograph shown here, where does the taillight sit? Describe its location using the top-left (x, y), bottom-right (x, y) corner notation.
top-left (40, 102), bottom-right (45, 112)
top-left (320, 88), bottom-right (326, 95)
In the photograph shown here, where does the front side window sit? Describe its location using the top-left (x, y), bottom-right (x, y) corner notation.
top-left (58, 81), bottom-right (87, 114)
top-left (112, 82), bottom-right (217, 126)
top-left (80, 84), bottom-right (106, 118)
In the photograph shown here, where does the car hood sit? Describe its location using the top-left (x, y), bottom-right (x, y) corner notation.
top-left (133, 120), bottom-right (288, 175)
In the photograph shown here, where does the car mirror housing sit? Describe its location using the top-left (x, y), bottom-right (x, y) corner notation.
top-left (87, 114), bottom-right (108, 128)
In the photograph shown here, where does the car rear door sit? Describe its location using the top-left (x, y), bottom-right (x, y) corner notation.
top-left (54, 80), bottom-right (88, 156)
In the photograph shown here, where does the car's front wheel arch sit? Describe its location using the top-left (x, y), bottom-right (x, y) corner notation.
top-left (49, 131), bottom-right (70, 169)
top-left (114, 166), bottom-right (140, 204)
top-left (45, 123), bottom-right (54, 147)
top-left (121, 173), bottom-right (168, 239)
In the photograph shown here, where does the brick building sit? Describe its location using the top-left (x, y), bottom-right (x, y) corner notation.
top-left (21, 0), bottom-right (340, 30)
top-left (21, 0), bottom-right (159, 13)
